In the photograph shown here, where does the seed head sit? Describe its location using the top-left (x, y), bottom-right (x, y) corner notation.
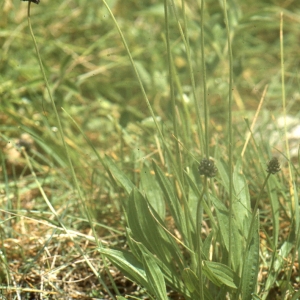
top-left (266, 157), bottom-right (281, 174)
top-left (198, 158), bottom-right (217, 178)
top-left (22, 0), bottom-right (40, 4)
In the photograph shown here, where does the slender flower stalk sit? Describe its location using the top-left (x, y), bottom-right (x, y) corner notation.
top-left (197, 158), bottom-right (218, 298)
top-left (239, 157), bottom-right (281, 294)
top-left (247, 158), bottom-right (280, 249)
top-left (222, 0), bottom-right (234, 268)
top-left (200, 0), bottom-right (209, 158)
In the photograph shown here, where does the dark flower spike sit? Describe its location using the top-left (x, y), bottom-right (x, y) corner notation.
top-left (266, 157), bottom-right (281, 174)
top-left (198, 158), bottom-right (218, 178)
top-left (22, 0), bottom-right (40, 4)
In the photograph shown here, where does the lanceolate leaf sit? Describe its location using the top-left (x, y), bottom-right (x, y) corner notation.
top-left (182, 268), bottom-right (215, 300)
top-left (184, 171), bottom-right (216, 229)
top-left (140, 163), bottom-right (165, 219)
top-left (142, 252), bottom-right (169, 300)
top-left (104, 155), bottom-right (135, 194)
top-left (152, 161), bottom-right (187, 240)
top-left (203, 261), bottom-right (239, 289)
top-left (233, 161), bottom-right (251, 236)
top-left (211, 195), bottom-right (242, 271)
top-left (126, 233), bottom-right (190, 297)
top-left (241, 213), bottom-right (260, 300)
top-left (202, 231), bottom-right (213, 261)
top-left (182, 268), bottom-right (198, 293)
top-left (100, 248), bottom-right (148, 288)
top-left (215, 159), bottom-right (229, 194)
top-left (126, 188), bottom-right (184, 271)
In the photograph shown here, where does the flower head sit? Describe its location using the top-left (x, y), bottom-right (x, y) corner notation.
top-left (22, 0), bottom-right (40, 4)
top-left (198, 158), bottom-right (217, 178)
top-left (266, 157), bottom-right (281, 174)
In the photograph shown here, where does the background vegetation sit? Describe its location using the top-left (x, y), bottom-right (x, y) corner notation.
top-left (0, 0), bottom-right (299, 299)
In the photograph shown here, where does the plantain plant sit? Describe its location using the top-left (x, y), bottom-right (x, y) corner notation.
top-left (20, 0), bottom-right (299, 299)
top-left (96, 1), bottom-right (298, 299)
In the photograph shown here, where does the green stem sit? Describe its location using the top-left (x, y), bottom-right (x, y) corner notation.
top-left (223, 0), bottom-right (234, 268)
top-left (200, 0), bottom-right (209, 158)
top-left (196, 181), bottom-right (206, 299)
top-left (251, 174), bottom-right (270, 230)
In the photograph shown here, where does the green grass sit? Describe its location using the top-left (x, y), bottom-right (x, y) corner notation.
top-left (0, 0), bottom-right (300, 299)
